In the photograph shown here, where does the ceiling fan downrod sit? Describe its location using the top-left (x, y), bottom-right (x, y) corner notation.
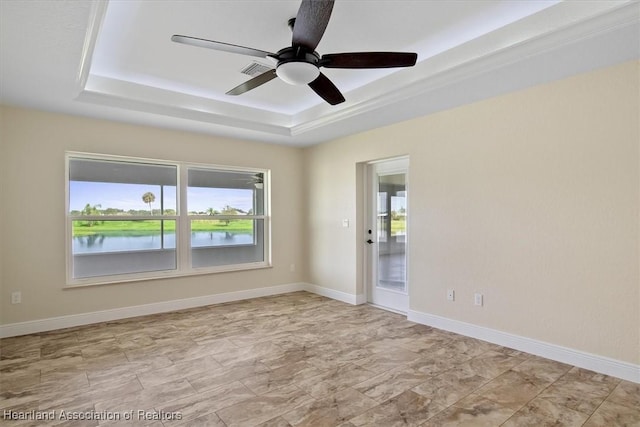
top-left (171, 0), bottom-right (417, 105)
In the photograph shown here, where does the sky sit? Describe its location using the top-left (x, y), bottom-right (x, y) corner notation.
top-left (69, 182), bottom-right (254, 214)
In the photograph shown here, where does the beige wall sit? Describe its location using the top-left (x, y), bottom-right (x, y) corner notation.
top-left (304, 60), bottom-right (639, 364)
top-left (0, 108), bottom-right (5, 314)
top-left (0, 107), bottom-right (306, 324)
top-left (1, 60), bottom-right (638, 366)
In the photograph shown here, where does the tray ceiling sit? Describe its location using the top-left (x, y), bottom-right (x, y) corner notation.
top-left (1, 0), bottom-right (638, 145)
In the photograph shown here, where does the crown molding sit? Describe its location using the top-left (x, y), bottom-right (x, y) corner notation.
top-left (290, 1), bottom-right (640, 136)
top-left (74, 1), bottom-right (639, 142)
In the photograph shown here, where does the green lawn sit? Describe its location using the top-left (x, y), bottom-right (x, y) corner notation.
top-left (391, 218), bottom-right (406, 234)
top-left (72, 219), bottom-right (253, 236)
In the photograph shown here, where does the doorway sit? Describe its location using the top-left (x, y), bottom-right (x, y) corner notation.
top-left (366, 157), bottom-right (409, 313)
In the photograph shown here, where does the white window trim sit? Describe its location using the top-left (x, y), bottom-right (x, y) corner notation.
top-left (65, 152), bottom-right (271, 288)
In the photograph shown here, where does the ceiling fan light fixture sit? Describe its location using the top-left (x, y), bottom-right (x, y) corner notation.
top-left (172, 0), bottom-right (417, 105)
top-left (276, 61), bottom-right (320, 85)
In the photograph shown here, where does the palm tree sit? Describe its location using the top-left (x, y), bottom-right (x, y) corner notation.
top-left (82, 203), bottom-right (102, 226)
top-left (142, 192), bottom-right (155, 215)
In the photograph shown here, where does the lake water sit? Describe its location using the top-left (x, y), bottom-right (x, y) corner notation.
top-left (73, 231), bottom-right (253, 254)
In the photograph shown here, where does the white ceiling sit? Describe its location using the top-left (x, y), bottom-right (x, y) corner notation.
top-left (1, 0), bottom-right (638, 146)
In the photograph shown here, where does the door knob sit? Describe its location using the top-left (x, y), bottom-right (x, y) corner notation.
top-left (366, 239), bottom-right (374, 244)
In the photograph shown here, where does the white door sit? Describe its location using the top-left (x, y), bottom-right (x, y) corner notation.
top-left (366, 158), bottom-right (409, 313)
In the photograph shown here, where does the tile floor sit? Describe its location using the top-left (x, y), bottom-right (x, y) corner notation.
top-left (1, 291), bottom-right (638, 426)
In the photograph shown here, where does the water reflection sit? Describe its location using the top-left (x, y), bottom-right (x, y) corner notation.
top-left (73, 231), bottom-right (253, 254)
top-left (75, 234), bottom-right (106, 248)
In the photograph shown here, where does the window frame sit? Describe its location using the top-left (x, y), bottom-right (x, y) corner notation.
top-left (65, 152), bottom-right (271, 287)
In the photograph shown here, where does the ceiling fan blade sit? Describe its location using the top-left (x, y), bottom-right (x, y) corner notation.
top-left (292, 0), bottom-right (334, 51)
top-left (308, 72), bottom-right (345, 105)
top-left (171, 35), bottom-right (276, 58)
top-left (320, 52), bottom-right (418, 69)
top-left (226, 69), bottom-right (277, 96)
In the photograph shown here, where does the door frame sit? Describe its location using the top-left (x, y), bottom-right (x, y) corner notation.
top-left (363, 156), bottom-right (410, 314)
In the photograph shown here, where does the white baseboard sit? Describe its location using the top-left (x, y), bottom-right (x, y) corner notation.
top-left (355, 293), bottom-right (367, 305)
top-left (0, 283), bottom-right (365, 339)
top-left (0, 283), bottom-right (306, 338)
top-left (300, 283), bottom-right (364, 305)
top-left (408, 309), bottom-right (640, 384)
top-left (3, 283), bottom-right (635, 384)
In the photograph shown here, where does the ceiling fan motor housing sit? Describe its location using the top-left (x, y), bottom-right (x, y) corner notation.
top-left (171, 0), bottom-right (417, 104)
top-left (275, 47), bottom-right (320, 85)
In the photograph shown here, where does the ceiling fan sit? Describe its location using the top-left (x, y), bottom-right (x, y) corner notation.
top-left (171, 0), bottom-right (418, 105)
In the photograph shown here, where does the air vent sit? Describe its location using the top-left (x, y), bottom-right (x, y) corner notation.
top-left (240, 62), bottom-right (273, 77)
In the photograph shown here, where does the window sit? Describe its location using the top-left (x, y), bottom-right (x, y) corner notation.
top-left (66, 153), bottom-right (270, 286)
top-left (188, 168), bottom-right (266, 268)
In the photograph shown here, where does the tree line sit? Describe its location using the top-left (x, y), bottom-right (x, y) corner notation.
top-left (73, 202), bottom-right (250, 229)
top-left (71, 205), bottom-right (249, 217)
top-left (72, 192), bottom-right (251, 228)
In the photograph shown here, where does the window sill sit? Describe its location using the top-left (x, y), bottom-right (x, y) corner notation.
top-left (65, 262), bottom-right (272, 288)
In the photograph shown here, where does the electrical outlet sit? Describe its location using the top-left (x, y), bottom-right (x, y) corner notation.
top-left (474, 293), bottom-right (483, 306)
top-left (447, 289), bottom-right (455, 301)
top-left (11, 291), bottom-right (21, 304)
